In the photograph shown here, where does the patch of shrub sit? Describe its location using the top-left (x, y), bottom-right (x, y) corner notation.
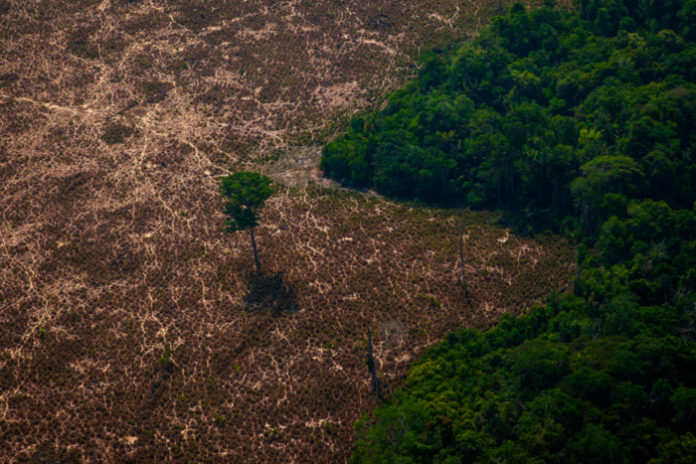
top-left (67, 26), bottom-right (98, 59)
top-left (0, 72), bottom-right (18, 87)
top-left (140, 80), bottom-right (173, 103)
top-left (101, 122), bottom-right (135, 145)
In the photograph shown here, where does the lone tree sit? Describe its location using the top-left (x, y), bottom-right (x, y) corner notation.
top-left (219, 171), bottom-right (274, 273)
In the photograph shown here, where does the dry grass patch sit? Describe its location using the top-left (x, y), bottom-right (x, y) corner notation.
top-left (1, 178), bottom-right (574, 462)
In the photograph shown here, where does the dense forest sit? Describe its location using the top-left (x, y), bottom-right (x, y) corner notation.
top-left (322, 0), bottom-right (696, 232)
top-left (328, 1), bottom-right (696, 463)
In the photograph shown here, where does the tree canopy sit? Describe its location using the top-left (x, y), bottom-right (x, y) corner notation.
top-left (343, 1), bottom-right (696, 463)
top-left (219, 171), bottom-right (274, 232)
top-left (321, 0), bottom-right (696, 235)
top-left (219, 171), bottom-right (274, 272)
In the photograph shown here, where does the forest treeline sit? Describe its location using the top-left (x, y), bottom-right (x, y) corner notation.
top-left (332, 1), bottom-right (696, 463)
top-left (322, 0), bottom-right (696, 233)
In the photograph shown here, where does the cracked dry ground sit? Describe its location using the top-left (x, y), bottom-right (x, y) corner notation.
top-left (0, 0), bottom-right (569, 462)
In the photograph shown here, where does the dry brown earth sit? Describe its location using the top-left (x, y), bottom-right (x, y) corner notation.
top-left (0, 1), bottom-right (570, 462)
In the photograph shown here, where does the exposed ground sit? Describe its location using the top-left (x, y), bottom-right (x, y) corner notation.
top-left (0, 1), bottom-right (569, 462)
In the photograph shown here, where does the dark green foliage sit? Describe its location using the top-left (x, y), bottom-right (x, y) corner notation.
top-left (321, 0), bottom-right (696, 235)
top-left (219, 172), bottom-right (274, 232)
top-left (219, 171), bottom-right (274, 272)
top-left (349, 2), bottom-right (696, 463)
top-left (352, 247), bottom-right (696, 462)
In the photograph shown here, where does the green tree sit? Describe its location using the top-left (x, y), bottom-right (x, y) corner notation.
top-left (219, 171), bottom-right (274, 273)
top-left (570, 155), bottom-right (643, 231)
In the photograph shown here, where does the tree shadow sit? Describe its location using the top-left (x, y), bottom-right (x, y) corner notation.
top-left (243, 271), bottom-right (298, 316)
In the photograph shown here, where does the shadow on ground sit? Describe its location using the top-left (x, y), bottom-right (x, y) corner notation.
top-left (244, 271), bottom-right (298, 316)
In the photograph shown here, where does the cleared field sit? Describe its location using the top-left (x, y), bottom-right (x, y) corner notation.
top-left (0, 1), bottom-right (567, 462)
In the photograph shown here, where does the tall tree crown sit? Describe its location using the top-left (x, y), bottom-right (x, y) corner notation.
top-left (219, 171), bottom-right (274, 232)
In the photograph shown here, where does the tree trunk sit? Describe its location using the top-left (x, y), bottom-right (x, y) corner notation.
top-left (250, 226), bottom-right (261, 273)
top-left (367, 331), bottom-right (381, 403)
top-left (459, 228), bottom-right (467, 292)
